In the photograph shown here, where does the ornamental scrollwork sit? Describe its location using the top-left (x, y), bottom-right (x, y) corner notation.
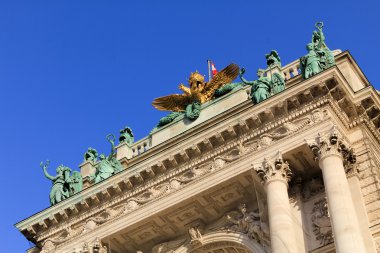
top-left (308, 126), bottom-right (356, 172)
top-left (255, 154), bottom-right (292, 184)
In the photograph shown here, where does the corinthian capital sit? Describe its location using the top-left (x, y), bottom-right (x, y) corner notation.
top-left (255, 153), bottom-right (292, 185)
top-left (307, 126), bottom-right (356, 169)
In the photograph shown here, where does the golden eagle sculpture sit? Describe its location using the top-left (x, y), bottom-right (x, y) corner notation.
top-left (152, 63), bottom-right (239, 112)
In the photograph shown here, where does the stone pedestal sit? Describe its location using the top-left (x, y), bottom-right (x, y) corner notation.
top-left (79, 161), bottom-right (96, 188)
top-left (116, 142), bottom-right (133, 160)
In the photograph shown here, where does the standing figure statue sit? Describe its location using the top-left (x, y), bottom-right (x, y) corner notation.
top-left (94, 154), bottom-right (115, 183)
top-left (107, 134), bottom-right (124, 173)
top-left (240, 68), bottom-right (271, 104)
top-left (301, 43), bottom-right (324, 79)
top-left (40, 161), bottom-right (71, 205)
top-left (93, 134), bottom-right (124, 184)
top-left (300, 22), bottom-right (335, 79)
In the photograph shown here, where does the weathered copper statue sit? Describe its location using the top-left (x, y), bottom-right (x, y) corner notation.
top-left (93, 134), bottom-right (124, 183)
top-left (300, 22), bottom-right (335, 79)
top-left (240, 68), bottom-right (272, 104)
top-left (40, 160), bottom-right (83, 205)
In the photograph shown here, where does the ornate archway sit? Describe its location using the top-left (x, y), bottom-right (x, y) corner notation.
top-left (174, 231), bottom-right (266, 253)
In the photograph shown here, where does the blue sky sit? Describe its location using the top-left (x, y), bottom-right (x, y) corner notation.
top-left (1, 0), bottom-right (379, 251)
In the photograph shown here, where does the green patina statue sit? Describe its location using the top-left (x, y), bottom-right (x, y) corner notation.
top-left (240, 68), bottom-right (272, 104)
top-left (84, 147), bottom-right (98, 163)
top-left (69, 171), bottom-right (83, 195)
top-left (119, 126), bottom-right (134, 146)
top-left (271, 72), bottom-right (285, 94)
top-left (266, 50), bottom-right (281, 68)
top-left (239, 50), bottom-right (285, 104)
top-left (185, 101), bottom-right (201, 120)
top-left (40, 160), bottom-right (83, 205)
top-left (151, 101), bottom-right (201, 132)
top-left (156, 112), bottom-right (183, 128)
top-left (300, 22), bottom-right (335, 79)
top-left (93, 134), bottom-right (124, 183)
top-left (214, 82), bottom-right (246, 98)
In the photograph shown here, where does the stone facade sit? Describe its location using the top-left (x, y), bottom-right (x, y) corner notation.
top-left (16, 50), bottom-right (380, 253)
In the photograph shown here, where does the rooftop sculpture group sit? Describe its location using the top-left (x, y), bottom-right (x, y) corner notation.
top-left (239, 50), bottom-right (285, 104)
top-left (40, 160), bottom-right (83, 205)
top-left (40, 22), bottom-right (334, 206)
top-left (300, 22), bottom-right (335, 79)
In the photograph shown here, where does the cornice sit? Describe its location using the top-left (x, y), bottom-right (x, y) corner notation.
top-left (16, 56), bottom-right (380, 248)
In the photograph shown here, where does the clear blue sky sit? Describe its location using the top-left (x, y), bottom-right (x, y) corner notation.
top-left (1, 0), bottom-right (379, 251)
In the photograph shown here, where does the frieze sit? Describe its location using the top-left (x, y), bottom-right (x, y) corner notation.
top-left (35, 105), bottom-right (328, 248)
top-left (34, 95), bottom-right (331, 243)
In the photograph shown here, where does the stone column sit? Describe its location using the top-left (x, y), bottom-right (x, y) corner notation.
top-left (308, 127), bottom-right (366, 253)
top-left (256, 155), bottom-right (298, 253)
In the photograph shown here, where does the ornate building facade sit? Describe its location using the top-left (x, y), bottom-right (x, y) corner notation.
top-left (16, 23), bottom-right (380, 253)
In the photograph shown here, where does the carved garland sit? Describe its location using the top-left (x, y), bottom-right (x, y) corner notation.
top-left (38, 108), bottom-right (326, 251)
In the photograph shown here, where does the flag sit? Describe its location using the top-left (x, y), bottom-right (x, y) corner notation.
top-left (211, 62), bottom-right (218, 76)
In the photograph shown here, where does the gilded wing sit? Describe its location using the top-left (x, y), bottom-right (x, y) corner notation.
top-left (203, 63), bottom-right (239, 101)
top-left (152, 94), bottom-right (193, 112)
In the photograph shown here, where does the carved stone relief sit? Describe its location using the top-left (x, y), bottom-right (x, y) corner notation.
top-left (74, 237), bottom-right (108, 253)
top-left (223, 204), bottom-right (270, 247)
top-left (37, 109), bottom-right (326, 249)
top-left (188, 227), bottom-right (203, 247)
top-left (148, 203), bottom-right (270, 253)
top-left (302, 177), bottom-right (324, 199)
top-left (311, 198), bottom-right (333, 246)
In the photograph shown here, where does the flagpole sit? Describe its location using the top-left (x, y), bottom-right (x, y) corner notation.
top-left (207, 59), bottom-right (211, 82)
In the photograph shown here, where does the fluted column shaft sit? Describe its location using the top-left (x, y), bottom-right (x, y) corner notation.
top-left (256, 157), bottom-right (298, 253)
top-left (309, 129), bottom-right (366, 253)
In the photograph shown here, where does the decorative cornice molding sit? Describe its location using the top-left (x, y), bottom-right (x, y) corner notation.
top-left (35, 107), bottom-right (325, 249)
top-left (22, 89), bottom-right (365, 249)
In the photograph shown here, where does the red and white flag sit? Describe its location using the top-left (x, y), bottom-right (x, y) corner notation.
top-left (211, 62), bottom-right (218, 76)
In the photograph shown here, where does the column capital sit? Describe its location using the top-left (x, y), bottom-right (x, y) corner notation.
top-left (255, 153), bottom-right (292, 185)
top-left (307, 126), bottom-right (356, 171)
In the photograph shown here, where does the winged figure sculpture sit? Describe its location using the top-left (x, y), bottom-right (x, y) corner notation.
top-left (152, 63), bottom-right (239, 112)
